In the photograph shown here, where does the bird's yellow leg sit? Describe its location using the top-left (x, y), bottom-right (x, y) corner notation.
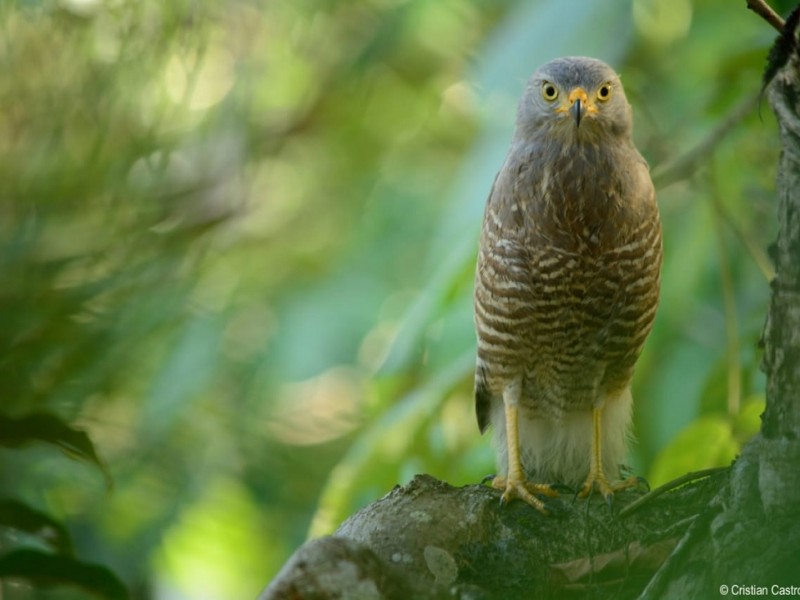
top-left (579, 406), bottom-right (637, 499)
top-left (492, 402), bottom-right (558, 513)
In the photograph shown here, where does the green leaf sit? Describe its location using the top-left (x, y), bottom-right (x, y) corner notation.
top-left (649, 415), bottom-right (738, 487)
top-left (0, 500), bottom-right (74, 556)
top-left (733, 395), bottom-right (766, 442)
top-left (0, 549), bottom-right (128, 599)
top-left (0, 413), bottom-right (112, 489)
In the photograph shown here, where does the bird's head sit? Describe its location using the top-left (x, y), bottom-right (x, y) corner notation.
top-left (515, 57), bottom-right (633, 143)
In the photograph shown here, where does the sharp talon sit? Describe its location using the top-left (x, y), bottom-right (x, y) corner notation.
top-left (492, 402), bottom-right (552, 514)
top-left (578, 481), bottom-right (594, 500)
top-left (481, 474), bottom-right (497, 486)
top-left (499, 485), bottom-right (516, 507)
top-left (636, 476), bottom-right (651, 492)
top-left (494, 476), bottom-right (552, 513)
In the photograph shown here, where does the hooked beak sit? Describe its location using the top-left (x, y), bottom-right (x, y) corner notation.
top-left (567, 87), bottom-right (590, 128)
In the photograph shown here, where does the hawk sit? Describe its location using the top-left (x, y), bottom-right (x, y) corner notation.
top-left (474, 56), bottom-right (662, 512)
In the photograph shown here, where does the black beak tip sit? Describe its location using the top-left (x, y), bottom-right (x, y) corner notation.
top-left (572, 98), bottom-right (582, 128)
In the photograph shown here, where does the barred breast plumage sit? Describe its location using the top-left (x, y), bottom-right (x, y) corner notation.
top-left (473, 57), bottom-right (662, 510)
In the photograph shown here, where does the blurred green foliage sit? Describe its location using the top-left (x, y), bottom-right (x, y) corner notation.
top-left (0, 0), bottom-right (788, 597)
top-left (0, 415), bottom-right (127, 598)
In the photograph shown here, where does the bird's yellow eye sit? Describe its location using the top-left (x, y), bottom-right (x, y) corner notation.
top-left (541, 82), bottom-right (558, 102)
top-left (597, 83), bottom-right (612, 102)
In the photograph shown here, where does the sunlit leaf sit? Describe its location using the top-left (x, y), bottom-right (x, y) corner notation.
top-left (0, 549), bottom-right (128, 599)
top-left (733, 395), bottom-right (766, 441)
top-left (156, 478), bottom-right (282, 600)
top-left (649, 415), bottom-right (738, 487)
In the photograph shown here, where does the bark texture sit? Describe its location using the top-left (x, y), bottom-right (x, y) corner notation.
top-left (633, 20), bottom-right (800, 598)
top-left (763, 35), bottom-right (800, 442)
top-left (260, 474), bottom-right (723, 599)
top-left (260, 21), bottom-right (800, 600)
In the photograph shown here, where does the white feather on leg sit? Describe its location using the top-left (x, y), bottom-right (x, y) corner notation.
top-left (491, 388), bottom-right (633, 487)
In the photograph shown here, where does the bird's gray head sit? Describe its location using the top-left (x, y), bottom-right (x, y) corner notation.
top-left (515, 57), bottom-right (633, 143)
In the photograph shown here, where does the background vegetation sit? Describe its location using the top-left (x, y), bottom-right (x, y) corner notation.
top-left (0, 0), bottom-right (791, 597)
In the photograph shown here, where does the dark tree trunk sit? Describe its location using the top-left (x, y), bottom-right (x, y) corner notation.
top-left (762, 38), bottom-right (800, 444)
top-left (639, 16), bottom-right (800, 598)
top-left (260, 17), bottom-right (800, 600)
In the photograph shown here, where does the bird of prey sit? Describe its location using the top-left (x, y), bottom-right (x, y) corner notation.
top-left (473, 56), bottom-right (662, 512)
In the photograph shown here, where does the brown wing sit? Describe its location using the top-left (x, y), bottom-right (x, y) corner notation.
top-left (473, 167), bottom-right (531, 431)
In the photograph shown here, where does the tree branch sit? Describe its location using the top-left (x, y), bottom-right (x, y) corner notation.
top-left (618, 467), bottom-right (727, 518)
top-left (747, 0), bottom-right (786, 32)
top-left (261, 474), bottom-right (723, 600)
top-left (651, 92), bottom-right (759, 189)
top-left (638, 11), bottom-right (800, 597)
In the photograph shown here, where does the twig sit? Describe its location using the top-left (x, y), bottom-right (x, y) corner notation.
top-left (652, 92), bottom-right (760, 189)
top-left (619, 467), bottom-right (728, 518)
top-left (747, 0), bottom-right (785, 33)
top-left (647, 514), bottom-right (698, 544)
top-left (713, 195), bottom-right (776, 282)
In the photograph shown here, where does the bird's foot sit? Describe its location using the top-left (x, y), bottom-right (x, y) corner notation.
top-left (490, 474), bottom-right (558, 514)
top-left (480, 473), bottom-right (497, 486)
top-left (619, 465), bottom-right (651, 492)
top-left (578, 472), bottom-right (641, 502)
